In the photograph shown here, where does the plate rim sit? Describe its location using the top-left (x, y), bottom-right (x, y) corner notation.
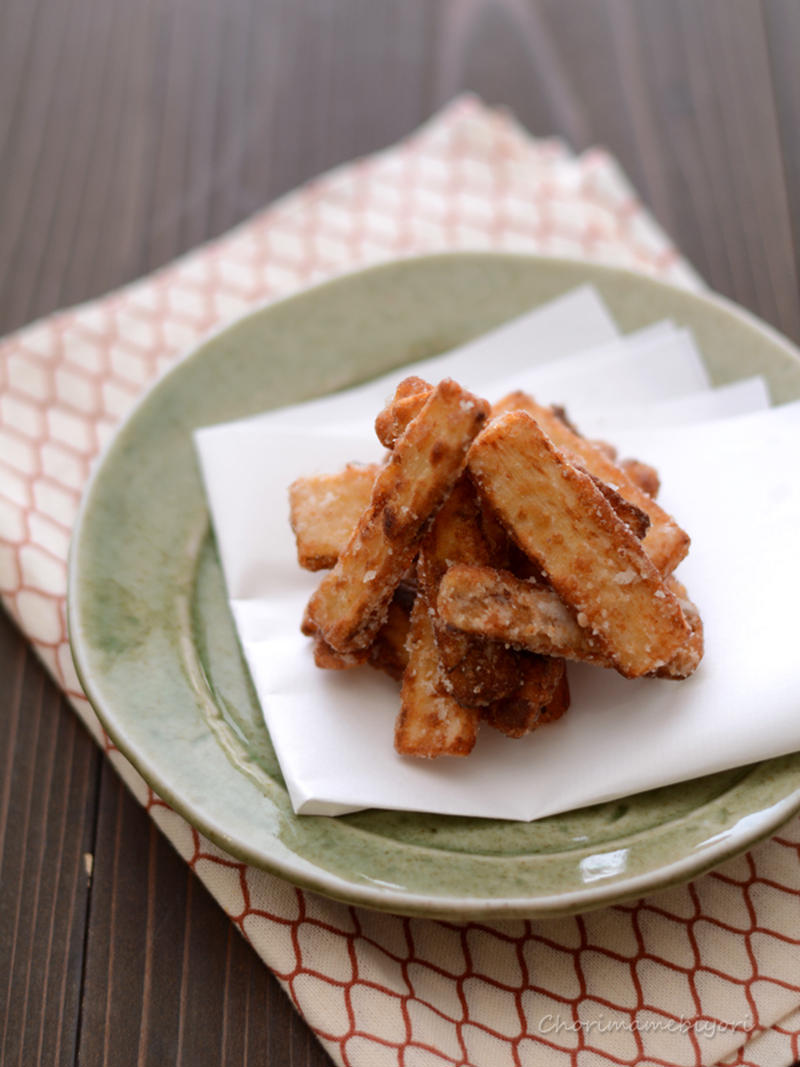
top-left (67, 250), bottom-right (800, 919)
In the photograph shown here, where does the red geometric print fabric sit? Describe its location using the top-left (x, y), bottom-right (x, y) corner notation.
top-left (1, 96), bottom-right (798, 1067)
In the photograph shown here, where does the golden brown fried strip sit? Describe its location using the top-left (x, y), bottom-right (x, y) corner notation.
top-left (304, 379), bottom-right (489, 652)
top-left (315, 596), bottom-right (415, 680)
top-left (537, 670), bottom-right (571, 724)
top-left (590, 440), bottom-right (618, 461)
top-left (478, 500), bottom-right (513, 568)
top-left (585, 473), bottom-right (650, 540)
top-left (491, 392), bottom-right (687, 574)
top-left (551, 404), bottom-right (581, 435)
top-left (653, 578), bottom-right (704, 679)
top-left (468, 413), bottom-right (691, 677)
top-left (289, 463), bottom-right (381, 571)
top-left (438, 564), bottom-right (701, 680)
top-left (313, 638), bottom-right (370, 670)
top-left (368, 596), bottom-right (412, 682)
top-left (417, 476), bottom-right (519, 706)
top-left (438, 564), bottom-right (610, 665)
top-left (483, 654), bottom-right (568, 738)
top-left (395, 595), bottom-right (479, 758)
top-left (620, 457), bottom-right (661, 498)
top-left (375, 377), bottom-right (432, 448)
top-left (394, 374), bottom-right (431, 400)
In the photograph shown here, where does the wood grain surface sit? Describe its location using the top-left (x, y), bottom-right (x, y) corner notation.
top-left (2, 1), bottom-right (799, 1064)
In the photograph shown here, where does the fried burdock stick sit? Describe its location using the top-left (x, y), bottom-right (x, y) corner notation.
top-left (395, 594), bottom-right (480, 757)
top-left (438, 564), bottom-right (703, 680)
top-left (417, 476), bottom-right (519, 706)
top-left (289, 462), bottom-right (381, 571)
top-left (482, 654), bottom-right (569, 738)
top-left (490, 392), bottom-right (687, 574)
top-left (303, 378), bottom-right (489, 652)
top-left (467, 412), bottom-right (691, 678)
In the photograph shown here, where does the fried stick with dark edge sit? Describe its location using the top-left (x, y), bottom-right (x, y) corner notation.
top-left (467, 412), bottom-right (691, 678)
top-left (482, 654), bottom-right (569, 738)
top-left (491, 392), bottom-right (688, 574)
top-left (417, 475), bottom-right (519, 706)
top-left (395, 594), bottom-right (479, 757)
top-left (438, 564), bottom-right (703, 680)
top-left (303, 378), bottom-right (489, 651)
top-left (289, 462), bottom-right (381, 571)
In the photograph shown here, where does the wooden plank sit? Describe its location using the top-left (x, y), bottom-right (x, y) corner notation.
top-left (762, 0), bottom-right (800, 293)
top-left (613, 0), bottom-right (800, 341)
top-left (76, 764), bottom-right (331, 1067)
top-left (0, 613), bottom-right (99, 1067)
top-left (530, 0), bottom-right (800, 343)
top-left (430, 0), bottom-right (800, 342)
top-left (430, 0), bottom-right (592, 146)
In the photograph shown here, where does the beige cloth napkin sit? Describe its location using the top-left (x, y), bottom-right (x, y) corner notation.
top-left (1, 95), bottom-right (798, 1067)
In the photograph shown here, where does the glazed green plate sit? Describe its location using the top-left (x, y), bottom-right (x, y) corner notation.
top-left (68, 253), bottom-right (800, 919)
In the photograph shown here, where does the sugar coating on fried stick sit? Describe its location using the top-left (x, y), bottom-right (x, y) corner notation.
top-left (537, 670), bottom-right (571, 724)
top-left (468, 412), bottom-right (691, 678)
top-left (438, 564), bottom-right (611, 666)
top-left (585, 472), bottom-right (650, 540)
top-left (653, 577), bottom-right (704, 679)
top-left (483, 654), bottom-right (568, 738)
top-left (491, 392), bottom-right (688, 574)
top-left (304, 379), bottom-right (489, 652)
top-left (289, 463), bottom-right (380, 571)
top-left (313, 638), bottom-right (370, 670)
top-left (368, 596), bottom-right (412, 682)
top-left (395, 595), bottom-right (479, 758)
top-left (375, 377), bottom-right (432, 448)
top-left (417, 476), bottom-right (519, 706)
top-left (590, 439), bottom-right (618, 461)
top-left (318, 596), bottom-right (413, 679)
top-left (438, 563), bottom-right (701, 680)
top-left (478, 499), bottom-right (513, 568)
top-left (394, 375), bottom-right (431, 400)
top-left (620, 457), bottom-right (661, 498)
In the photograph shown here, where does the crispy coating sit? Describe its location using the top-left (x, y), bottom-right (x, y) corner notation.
top-left (483, 654), bottom-right (568, 738)
top-left (375, 377), bottom-right (432, 448)
top-left (289, 463), bottom-right (381, 570)
top-left (304, 379), bottom-right (489, 652)
top-left (590, 439), bottom-right (619, 461)
top-left (368, 596), bottom-right (412, 682)
top-left (491, 392), bottom-right (688, 574)
top-left (438, 563), bottom-right (610, 665)
top-left (653, 578), bottom-right (704, 679)
top-left (620, 457), bottom-right (661, 498)
top-left (438, 563), bottom-right (701, 680)
top-left (537, 670), bottom-right (571, 724)
top-left (478, 499), bottom-right (513, 568)
top-left (417, 476), bottom-right (519, 706)
top-left (313, 638), bottom-right (370, 670)
top-left (467, 412), bottom-right (691, 677)
top-left (315, 596), bottom-right (414, 680)
top-left (394, 375), bottom-right (431, 400)
top-left (395, 595), bottom-right (479, 757)
top-left (551, 404), bottom-right (581, 436)
top-left (585, 472), bottom-right (650, 540)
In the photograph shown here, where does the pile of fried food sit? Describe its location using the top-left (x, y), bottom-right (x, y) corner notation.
top-left (290, 376), bottom-right (703, 759)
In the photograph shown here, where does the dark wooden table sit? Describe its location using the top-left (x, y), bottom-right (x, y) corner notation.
top-left (2, 2), bottom-right (800, 1064)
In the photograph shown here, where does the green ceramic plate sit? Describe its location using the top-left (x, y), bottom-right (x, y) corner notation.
top-left (68, 253), bottom-right (800, 919)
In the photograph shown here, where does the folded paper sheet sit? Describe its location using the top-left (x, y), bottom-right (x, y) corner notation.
top-left (195, 288), bottom-right (797, 821)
